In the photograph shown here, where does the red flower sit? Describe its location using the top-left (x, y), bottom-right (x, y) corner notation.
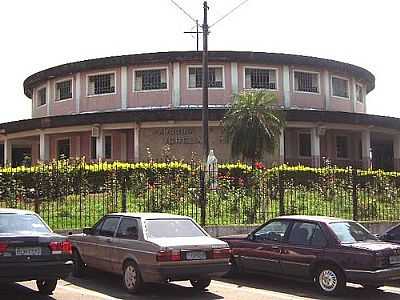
top-left (255, 162), bottom-right (265, 170)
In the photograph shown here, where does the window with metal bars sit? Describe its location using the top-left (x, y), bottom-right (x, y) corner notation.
top-left (336, 135), bottom-right (349, 158)
top-left (105, 135), bottom-right (112, 159)
top-left (56, 80), bottom-right (72, 101)
top-left (332, 77), bottom-right (349, 98)
top-left (135, 69), bottom-right (167, 91)
top-left (37, 87), bottom-right (47, 106)
top-left (294, 71), bottom-right (319, 93)
top-left (188, 67), bottom-right (223, 88)
top-left (356, 84), bottom-right (364, 103)
top-left (245, 68), bottom-right (277, 90)
top-left (88, 73), bottom-right (115, 96)
top-left (91, 137), bottom-right (97, 160)
top-left (57, 139), bottom-right (70, 159)
top-left (298, 133), bottom-right (311, 157)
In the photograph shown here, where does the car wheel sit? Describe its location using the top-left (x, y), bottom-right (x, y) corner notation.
top-left (190, 278), bottom-right (211, 290)
top-left (123, 261), bottom-right (143, 294)
top-left (36, 279), bottom-right (58, 295)
top-left (315, 266), bottom-right (345, 296)
top-left (72, 249), bottom-right (86, 277)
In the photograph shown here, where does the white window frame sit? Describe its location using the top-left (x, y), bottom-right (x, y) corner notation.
top-left (356, 82), bottom-right (364, 103)
top-left (297, 131), bottom-right (312, 158)
top-left (132, 66), bottom-right (169, 92)
top-left (243, 66), bottom-right (279, 91)
top-left (335, 134), bottom-right (350, 160)
top-left (86, 71), bottom-right (117, 97)
top-left (54, 77), bottom-right (74, 102)
top-left (55, 137), bottom-right (71, 159)
top-left (293, 69), bottom-right (321, 95)
top-left (36, 85), bottom-right (47, 107)
top-left (331, 75), bottom-right (350, 100)
top-left (186, 65), bottom-right (225, 90)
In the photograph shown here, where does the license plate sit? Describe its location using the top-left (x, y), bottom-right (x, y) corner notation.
top-left (186, 251), bottom-right (206, 260)
top-left (390, 255), bottom-right (400, 265)
top-left (15, 247), bottom-right (42, 256)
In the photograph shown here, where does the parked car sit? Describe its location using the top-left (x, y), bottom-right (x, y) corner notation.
top-left (221, 215), bottom-right (400, 296)
top-left (68, 213), bottom-right (231, 293)
top-left (0, 208), bottom-right (73, 295)
top-left (380, 223), bottom-right (400, 244)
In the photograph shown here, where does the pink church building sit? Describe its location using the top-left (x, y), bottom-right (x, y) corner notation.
top-left (0, 51), bottom-right (397, 170)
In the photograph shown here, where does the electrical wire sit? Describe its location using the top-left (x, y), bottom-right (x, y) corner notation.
top-left (210, 0), bottom-right (251, 28)
top-left (169, 0), bottom-right (197, 23)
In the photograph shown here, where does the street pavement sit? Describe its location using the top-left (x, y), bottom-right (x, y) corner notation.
top-left (1, 271), bottom-right (400, 300)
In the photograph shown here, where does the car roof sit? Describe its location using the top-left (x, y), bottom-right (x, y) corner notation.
top-left (0, 208), bottom-right (37, 215)
top-left (107, 212), bottom-right (193, 220)
top-left (275, 215), bottom-right (350, 224)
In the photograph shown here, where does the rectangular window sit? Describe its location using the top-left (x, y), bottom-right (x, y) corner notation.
top-left (299, 133), bottom-right (311, 157)
top-left (134, 69), bottom-right (167, 91)
top-left (105, 135), bottom-right (112, 159)
top-left (91, 137), bottom-right (97, 160)
top-left (332, 76), bottom-right (349, 98)
top-left (294, 71), bottom-right (319, 93)
top-left (336, 136), bottom-right (349, 159)
top-left (88, 73), bottom-right (115, 96)
top-left (188, 66), bottom-right (223, 88)
top-left (57, 139), bottom-right (70, 159)
top-left (56, 80), bottom-right (72, 101)
top-left (245, 68), bottom-right (277, 90)
top-left (37, 87), bottom-right (47, 106)
top-left (356, 84), bottom-right (363, 103)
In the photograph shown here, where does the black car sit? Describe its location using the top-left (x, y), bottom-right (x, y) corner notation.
top-left (381, 224), bottom-right (400, 244)
top-left (0, 208), bottom-right (73, 295)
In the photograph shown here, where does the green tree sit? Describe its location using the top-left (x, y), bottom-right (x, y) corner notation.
top-left (223, 91), bottom-right (285, 164)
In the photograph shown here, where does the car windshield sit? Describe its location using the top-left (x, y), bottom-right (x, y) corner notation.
top-left (0, 213), bottom-right (50, 235)
top-left (145, 219), bottom-right (206, 239)
top-left (329, 221), bottom-right (377, 243)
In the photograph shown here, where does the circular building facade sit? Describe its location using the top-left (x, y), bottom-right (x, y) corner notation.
top-left (0, 51), bottom-right (398, 170)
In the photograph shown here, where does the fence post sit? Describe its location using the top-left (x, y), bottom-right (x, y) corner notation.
top-left (121, 173), bottom-right (127, 213)
top-left (34, 192), bottom-right (40, 214)
top-left (200, 169), bottom-right (206, 226)
top-left (352, 168), bottom-right (358, 221)
top-left (278, 170), bottom-right (285, 216)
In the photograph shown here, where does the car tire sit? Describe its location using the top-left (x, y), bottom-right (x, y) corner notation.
top-left (123, 261), bottom-right (143, 294)
top-left (72, 249), bottom-right (86, 277)
top-left (315, 266), bottom-right (345, 296)
top-left (36, 279), bottom-right (58, 295)
top-left (190, 278), bottom-right (211, 290)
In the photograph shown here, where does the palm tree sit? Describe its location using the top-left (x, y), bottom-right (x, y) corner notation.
top-left (223, 90), bottom-right (285, 164)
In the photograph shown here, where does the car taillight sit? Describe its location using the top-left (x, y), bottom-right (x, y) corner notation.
top-left (156, 250), bottom-right (182, 262)
top-left (0, 242), bottom-right (8, 254)
top-left (49, 241), bottom-right (72, 255)
top-left (211, 247), bottom-right (231, 259)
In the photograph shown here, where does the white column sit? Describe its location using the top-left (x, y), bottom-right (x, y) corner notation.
top-left (121, 132), bottom-right (127, 161)
top-left (96, 129), bottom-right (104, 161)
top-left (172, 62), bottom-right (181, 107)
top-left (323, 70), bottom-right (330, 111)
top-left (351, 78), bottom-right (357, 112)
top-left (134, 126), bottom-right (140, 162)
top-left (231, 62), bottom-right (239, 95)
top-left (121, 66), bottom-right (128, 110)
top-left (75, 72), bottom-right (81, 113)
top-left (46, 80), bottom-right (51, 115)
top-left (4, 139), bottom-right (12, 166)
top-left (283, 65), bottom-right (291, 108)
top-left (279, 129), bottom-right (285, 164)
top-left (361, 130), bottom-right (371, 169)
top-left (394, 135), bottom-right (400, 171)
top-left (39, 133), bottom-right (50, 162)
top-left (311, 128), bottom-right (320, 167)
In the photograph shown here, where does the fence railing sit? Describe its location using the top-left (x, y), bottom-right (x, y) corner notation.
top-left (0, 160), bottom-right (399, 230)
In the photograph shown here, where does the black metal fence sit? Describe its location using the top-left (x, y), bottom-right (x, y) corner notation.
top-left (0, 160), bottom-right (399, 230)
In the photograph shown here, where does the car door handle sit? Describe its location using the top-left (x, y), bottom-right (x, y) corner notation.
top-left (271, 246), bottom-right (281, 253)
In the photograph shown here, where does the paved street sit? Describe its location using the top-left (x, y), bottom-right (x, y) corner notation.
top-left (1, 271), bottom-right (400, 300)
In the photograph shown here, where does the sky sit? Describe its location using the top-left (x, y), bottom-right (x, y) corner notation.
top-left (0, 0), bottom-right (399, 123)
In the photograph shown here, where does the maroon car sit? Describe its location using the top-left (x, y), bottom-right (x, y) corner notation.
top-left (221, 216), bottom-right (400, 296)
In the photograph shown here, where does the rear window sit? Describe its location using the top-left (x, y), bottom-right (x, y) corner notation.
top-left (329, 221), bottom-right (377, 243)
top-left (145, 219), bottom-right (206, 239)
top-left (0, 214), bottom-right (50, 234)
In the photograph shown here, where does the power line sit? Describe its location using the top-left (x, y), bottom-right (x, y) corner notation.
top-left (169, 0), bottom-right (197, 23)
top-left (210, 0), bottom-right (250, 28)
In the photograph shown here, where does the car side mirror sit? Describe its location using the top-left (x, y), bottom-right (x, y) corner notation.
top-left (247, 233), bottom-right (254, 240)
top-left (83, 227), bottom-right (93, 235)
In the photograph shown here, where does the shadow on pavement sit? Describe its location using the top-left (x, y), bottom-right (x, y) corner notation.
top-left (0, 283), bottom-right (55, 300)
top-left (65, 268), bottom-right (224, 300)
top-left (219, 273), bottom-right (400, 300)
